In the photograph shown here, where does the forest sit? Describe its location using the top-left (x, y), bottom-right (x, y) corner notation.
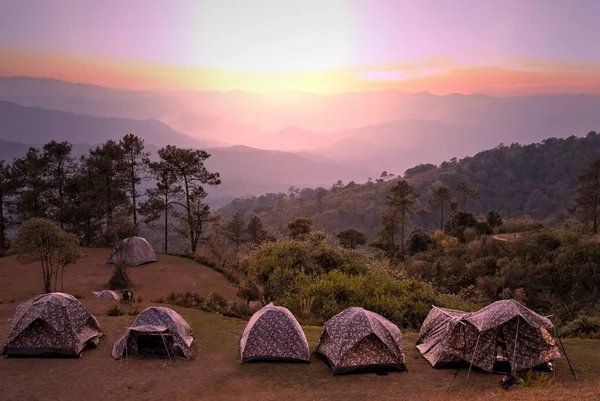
top-left (2, 132), bottom-right (600, 336)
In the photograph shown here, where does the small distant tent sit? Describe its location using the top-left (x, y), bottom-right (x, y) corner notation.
top-left (316, 307), bottom-right (406, 374)
top-left (112, 306), bottom-right (194, 359)
top-left (240, 303), bottom-right (310, 363)
top-left (92, 290), bottom-right (120, 301)
top-left (1, 293), bottom-right (103, 357)
top-left (417, 300), bottom-right (561, 374)
top-left (107, 236), bottom-right (158, 267)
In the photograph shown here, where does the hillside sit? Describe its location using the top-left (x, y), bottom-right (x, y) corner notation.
top-left (0, 100), bottom-right (205, 148)
top-left (219, 132), bottom-right (600, 238)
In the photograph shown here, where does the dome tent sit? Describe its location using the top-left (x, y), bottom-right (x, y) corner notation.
top-left (92, 290), bottom-right (121, 301)
top-left (316, 307), bottom-right (406, 374)
top-left (107, 236), bottom-right (158, 267)
top-left (240, 303), bottom-right (310, 363)
top-left (112, 306), bottom-right (194, 359)
top-left (1, 293), bottom-right (103, 357)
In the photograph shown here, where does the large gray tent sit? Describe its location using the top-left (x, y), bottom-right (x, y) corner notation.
top-left (417, 300), bottom-right (561, 373)
top-left (316, 307), bottom-right (406, 374)
top-left (240, 303), bottom-right (310, 363)
top-left (1, 293), bottom-right (103, 357)
top-left (112, 306), bottom-right (194, 359)
top-left (107, 236), bottom-right (158, 267)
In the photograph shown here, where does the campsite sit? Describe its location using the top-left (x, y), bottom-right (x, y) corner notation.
top-left (1, 249), bottom-right (600, 401)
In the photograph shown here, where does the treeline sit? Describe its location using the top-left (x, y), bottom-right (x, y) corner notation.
top-left (220, 132), bottom-right (600, 237)
top-left (0, 134), bottom-right (221, 253)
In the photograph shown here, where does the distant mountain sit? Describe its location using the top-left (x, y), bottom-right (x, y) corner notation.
top-left (220, 131), bottom-right (600, 238)
top-left (0, 77), bottom-right (182, 120)
top-left (165, 111), bottom-right (261, 147)
top-left (256, 126), bottom-right (332, 151)
top-left (0, 101), bottom-right (209, 148)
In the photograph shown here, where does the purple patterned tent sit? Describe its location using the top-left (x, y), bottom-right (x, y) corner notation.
top-left (107, 236), bottom-right (158, 267)
top-left (316, 307), bottom-right (406, 374)
top-left (112, 306), bottom-right (194, 359)
top-left (1, 293), bottom-right (103, 357)
top-left (416, 306), bottom-right (470, 367)
top-left (417, 300), bottom-right (561, 374)
top-left (240, 303), bottom-right (310, 363)
top-left (93, 290), bottom-right (121, 301)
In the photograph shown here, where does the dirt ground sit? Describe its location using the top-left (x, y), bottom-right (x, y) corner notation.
top-left (0, 250), bottom-right (598, 401)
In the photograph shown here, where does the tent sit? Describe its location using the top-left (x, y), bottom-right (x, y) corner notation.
top-left (107, 236), bottom-right (158, 267)
top-left (316, 307), bottom-right (406, 374)
top-left (416, 306), bottom-right (470, 367)
top-left (1, 292), bottom-right (103, 357)
top-left (112, 306), bottom-right (194, 359)
top-left (417, 300), bottom-right (561, 374)
top-left (92, 290), bottom-right (121, 301)
top-left (240, 303), bottom-right (310, 363)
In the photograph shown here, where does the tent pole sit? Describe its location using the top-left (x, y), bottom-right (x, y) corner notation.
top-left (556, 330), bottom-right (577, 381)
top-left (510, 317), bottom-right (520, 375)
top-left (466, 333), bottom-right (481, 383)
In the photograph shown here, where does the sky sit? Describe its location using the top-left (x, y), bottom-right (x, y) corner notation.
top-left (1, 0), bottom-right (600, 94)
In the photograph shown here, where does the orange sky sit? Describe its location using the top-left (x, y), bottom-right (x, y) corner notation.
top-left (1, 1), bottom-right (600, 95)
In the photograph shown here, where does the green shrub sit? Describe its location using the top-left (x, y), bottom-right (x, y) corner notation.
top-left (494, 217), bottom-right (544, 234)
top-left (278, 269), bottom-right (445, 329)
top-left (562, 316), bottom-right (600, 339)
top-left (106, 305), bottom-right (123, 316)
top-left (106, 263), bottom-right (133, 290)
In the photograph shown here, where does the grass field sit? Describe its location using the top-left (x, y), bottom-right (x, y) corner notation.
top-left (0, 249), bottom-right (599, 400)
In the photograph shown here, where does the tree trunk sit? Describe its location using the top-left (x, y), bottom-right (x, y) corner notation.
top-left (164, 194), bottom-right (168, 254)
top-left (183, 176), bottom-right (195, 253)
top-left (131, 163), bottom-right (137, 225)
top-left (0, 192), bottom-right (5, 250)
top-left (60, 265), bottom-right (65, 292)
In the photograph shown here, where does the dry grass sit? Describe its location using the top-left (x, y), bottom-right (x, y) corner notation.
top-left (0, 248), bottom-right (240, 303)
top-left (0, 248), bottom-right (599, 400)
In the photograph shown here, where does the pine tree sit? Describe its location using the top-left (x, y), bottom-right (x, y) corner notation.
top-left (43, 141), bottom-right (75, 229)
top-left (12, 148), bottom-right (49, 221)
top-left (139, 161), bottom-right (181, 253)
top-left (156, 146), bottom-right (220, 252)
top-left (455, 182), bottom-right (480, 210)
top-left (429, 186), bottom-right (453, 230)
top-left (226, 212), bottom-right (247, 254)
top-left (246, 215), bottom-right (267, 244)
top-left (574, 157), bottom-right (600, 234)
top-left (120, 134), bottom-right (149, 226)
top-left (377, 180), bottom-right (419, 257)
top-left (0, 161), bottom-right (16, 250)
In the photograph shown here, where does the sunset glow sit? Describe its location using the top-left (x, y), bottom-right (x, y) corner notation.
top-left (1, 0), bottom-right (600, 94)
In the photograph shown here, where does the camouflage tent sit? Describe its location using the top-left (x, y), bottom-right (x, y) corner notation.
top-left (93, 290), bottom-right (120, 301)
top-left (417, 300), bottom-right (561, 374)
top-left (316, 307), bottom-right (406, 374)
top-left (107, 236), bottom-right (158, 267)
top-left (1, 292), bottom-right (103, 357)
top-left (240, 303), bottom-right (310, 363)
top-left (112, 306), bottom-right (194, 359)
top-left (416, 306), bottom-right (470, 367)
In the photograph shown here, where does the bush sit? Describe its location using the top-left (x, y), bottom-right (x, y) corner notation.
top-left (278, 269), bottom-right (448, 329)
top-left (106, 263), bottom-right (133, 290)
top-left (562, 316), bottom-right (600, 339)
top-left (236, 279), bottom-right (262, 302)
top-left (164, 291), bottom-right (253, 319)
top-left (494, 217), bottom-right (544, 234)
top-left (406, 228), bottom-right (432, 255)
top-left (106, 305), bottom-right (124, 316)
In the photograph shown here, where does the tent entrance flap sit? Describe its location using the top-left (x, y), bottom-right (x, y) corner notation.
top-left (131, 332), bottom-right (175, 358)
